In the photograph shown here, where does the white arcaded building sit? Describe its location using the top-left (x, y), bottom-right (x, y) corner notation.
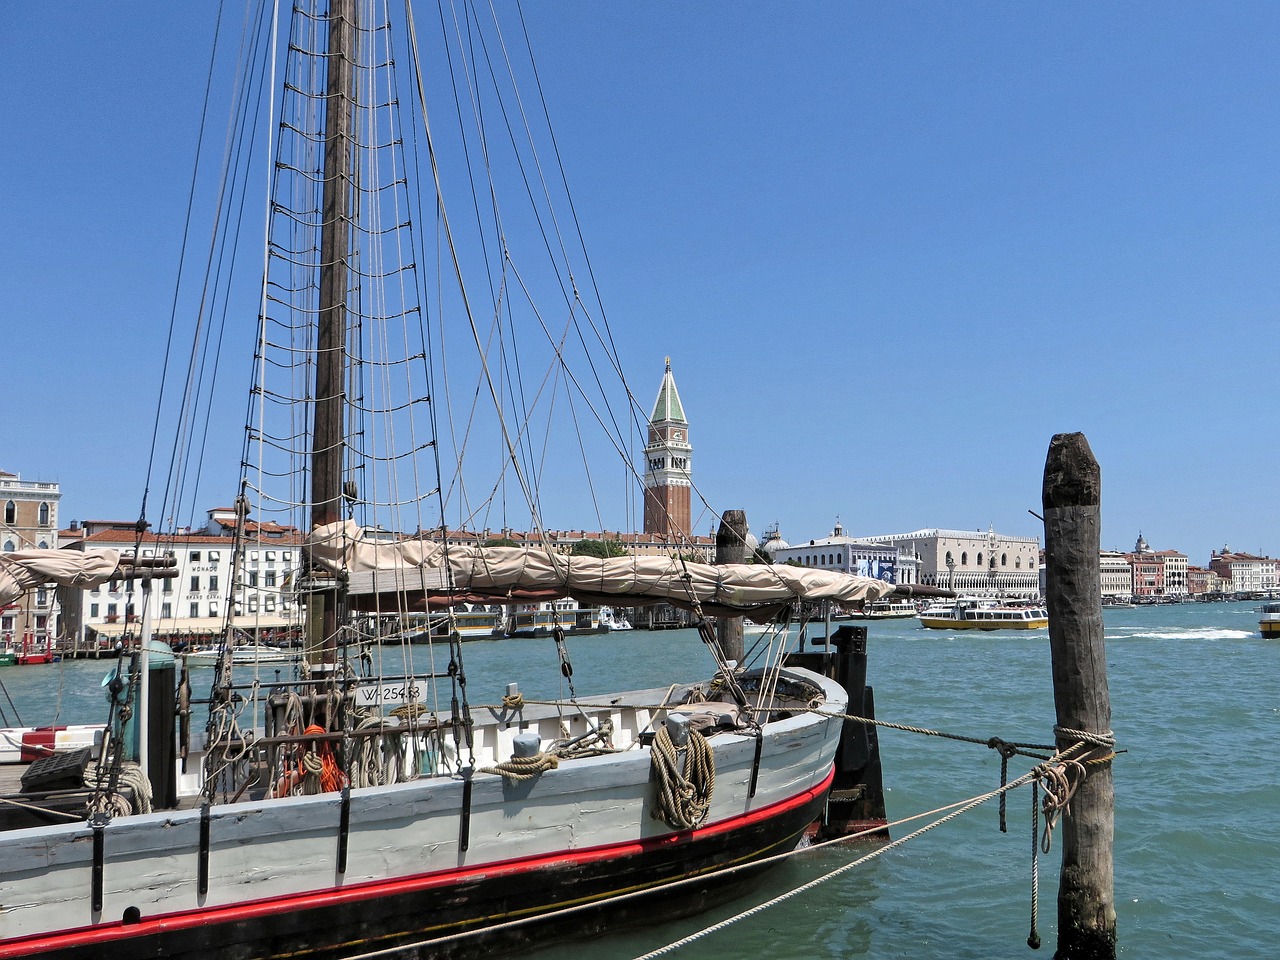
top-left (858, 526), bottom-right (1041, 598)
top-left (766, 520), bottom-right (918, 585)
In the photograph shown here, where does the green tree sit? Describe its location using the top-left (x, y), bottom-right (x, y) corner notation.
top-left (570, 538), bottom-right (627, 558)
top-left (483, 537), bottom-right (519, 547)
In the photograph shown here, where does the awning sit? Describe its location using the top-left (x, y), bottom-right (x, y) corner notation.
top-left (89, 616), bottom-right (299, 638)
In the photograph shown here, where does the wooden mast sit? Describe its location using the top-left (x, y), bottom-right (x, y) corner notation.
top-left (310, 0), bottom-right (357, 660)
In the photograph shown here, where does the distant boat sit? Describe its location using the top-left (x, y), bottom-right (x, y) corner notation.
top-left (919, 598), bottom-right (1049, 631)
top-left (1260, 602), bottom-right (1280, 638)
top-left (848, 599), bottom-right (919, 620)
top-left (599, 606), bottom-right (634, 631)
top-left (182, 643), bottom-right (298, 668)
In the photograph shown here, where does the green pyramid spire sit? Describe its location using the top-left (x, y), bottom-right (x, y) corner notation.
top-left (649, 357), bottom-right (686, 424)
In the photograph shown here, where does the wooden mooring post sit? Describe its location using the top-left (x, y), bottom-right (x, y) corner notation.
top-left (714, 510), bottom-right (748, 664)
top-left (1042, 432), bottom-right (1117, 960)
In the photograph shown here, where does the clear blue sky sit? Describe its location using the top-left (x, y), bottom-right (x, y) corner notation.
top-left (3, 2), bottom-right (1277, 565)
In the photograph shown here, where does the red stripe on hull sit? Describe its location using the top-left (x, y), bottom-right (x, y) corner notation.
top-left (1, 767), bottom-right (835, 959)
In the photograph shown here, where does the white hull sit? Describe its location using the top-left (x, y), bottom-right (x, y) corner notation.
top-left (0, 669), bottom-right (846, 958)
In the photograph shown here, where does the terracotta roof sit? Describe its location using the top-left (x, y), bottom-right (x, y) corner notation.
top-left (79, 529), bottom-right (303, 546)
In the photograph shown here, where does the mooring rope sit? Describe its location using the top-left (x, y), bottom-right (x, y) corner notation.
top-left (332, 701), bottom-right (1121, 960)
top-left (335, 746), bottom-right (1079, 960)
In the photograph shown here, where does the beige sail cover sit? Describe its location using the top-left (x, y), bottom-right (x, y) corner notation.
top-left (309, 521), bottom-right (895, 617)
top-left (0, 549), bottom-right (121, 607)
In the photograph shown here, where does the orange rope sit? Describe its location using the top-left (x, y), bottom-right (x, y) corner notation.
top-left (301, 723), bottom-right (347, 793)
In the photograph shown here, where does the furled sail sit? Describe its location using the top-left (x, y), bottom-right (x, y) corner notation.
top-left (0, 550), bottom-right (120, 607)
top-left (309, 521), bottom-right (895, 619)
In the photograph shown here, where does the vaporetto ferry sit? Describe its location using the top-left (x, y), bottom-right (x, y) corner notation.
top-left (918, 598), bottom-right (1049, 631)
top-left (1259, 601), bottom-right (1280, 638)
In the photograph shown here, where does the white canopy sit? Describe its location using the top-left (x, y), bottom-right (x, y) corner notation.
top-left (0, 549), bottom-right (121, 607)
top-left (309, 521), bottom-right (896, 619)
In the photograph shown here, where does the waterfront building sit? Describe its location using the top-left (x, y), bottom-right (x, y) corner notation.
top-left (1128, 553), bottom-right (1163, 597)
top-left (1156, 550), bottom-right (1188, 596)
top-left (59, 513), bottom-right (303, 649)
top-left (1099, 551), bottom-right (1133, 598)
top-left (857, 526), bottom-right (1040, 597)
top-left (0, 470), bottom-right (61, 646)
top-left (642, 359), bottom-right (693, 542)
top-left (1186, 566), bottom-right (1215, 596)
top-left (1123, 534), bottom-right (1188, 598)
top-left (1208, 548), bottom-right (1278, 595)
top-left (769, 520), bottom-right (918, 586)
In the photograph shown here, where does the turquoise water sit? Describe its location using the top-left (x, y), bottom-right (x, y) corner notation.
top-left (2, 602), bottom-right (1276, 958)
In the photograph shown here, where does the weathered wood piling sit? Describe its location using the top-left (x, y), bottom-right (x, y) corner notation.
top-left (1042, 432), bottom-right (1117, 960)
top-left (714, 510), bottom-right (748, 663)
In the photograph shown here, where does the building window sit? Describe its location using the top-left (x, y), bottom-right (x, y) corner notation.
top-left (3, 501), bottom-right (14, 525)
top-left (38, 502), bottom-right (50, 526)
top-left (90, 603), bottom-right (100, 618)
top-left (2, 540), bottom-right (13, 552)
top-left (190, 551), bottom-right (201, 562)
top-left (264, 570), bottom-right (277, 588)
top-left (107, 603), bottom-right (118, 618)
top-left (190, 575), bottom-right (201, 592)
top-left (961, 552), bottom-right (968, 566)
top-left (190, 602), bottom-right (200, 618)
top-left (209, 575), bottom-right (219, 592)
top-left (1001, 553), bottom-right (1008, 566)
top-left (977, 552), bottom-right (983, 567)
top-left (249, 571), bottom-right (259, 588)
top-left (209, 602), bottom-right (219, 617)
top-left (209, 550), bottom-right (221, 561)
top-left (161, 603), bottom-right (172, 619)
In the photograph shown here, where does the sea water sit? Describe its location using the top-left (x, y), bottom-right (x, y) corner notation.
top-left (3, 601), bottom-right (1276, 959)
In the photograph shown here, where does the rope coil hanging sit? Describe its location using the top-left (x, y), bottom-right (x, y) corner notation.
top-left (648, 723), bottom-right (715, 831)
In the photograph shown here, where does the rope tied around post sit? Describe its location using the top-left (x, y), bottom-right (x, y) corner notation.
top-left (500, 691), bottom-right (525, 710)
top-left (482, 752), bottom-right (560, 781)
top-left (1025, 727), bottom-right (1117, 950)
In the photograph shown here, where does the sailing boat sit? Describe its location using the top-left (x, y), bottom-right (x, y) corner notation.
top-left (0, 3), bottom-right (937, 958)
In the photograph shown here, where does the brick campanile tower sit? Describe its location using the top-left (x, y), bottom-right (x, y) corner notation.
top-left (642, 358), bottom-right (692, 539)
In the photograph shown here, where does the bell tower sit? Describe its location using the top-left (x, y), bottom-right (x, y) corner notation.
top-left (642, 358), bottom-right (692, 539)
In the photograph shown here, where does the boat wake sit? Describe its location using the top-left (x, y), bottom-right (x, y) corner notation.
top-left (1106, 628), bottom-right (1255, 642)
